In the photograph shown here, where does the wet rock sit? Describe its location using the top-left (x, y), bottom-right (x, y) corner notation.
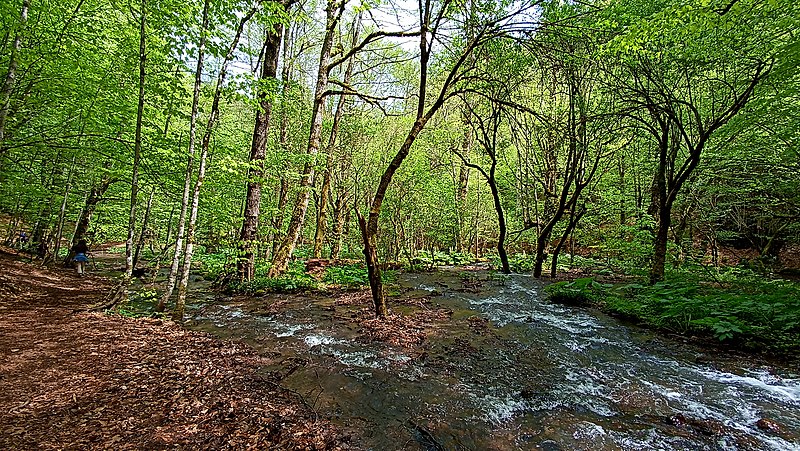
top-left (755, 418), bottom-right (784, 434)
top-left (694, 353), bottom-right (710, 364)
top-left (666, 414), bottom-right (727, 436)
top-left (537, 439), bottom-right (561, 450)
top-left (666, 413), bottom-right (690, 427)
top-left (519, 388), bottom-right (538, 399)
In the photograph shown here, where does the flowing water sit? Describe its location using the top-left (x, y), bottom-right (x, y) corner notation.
top-left (187, 271), bottom-right (800, 450)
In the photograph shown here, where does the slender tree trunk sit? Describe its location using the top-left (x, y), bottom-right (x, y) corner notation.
top-left (158, 0), bottom-right (210, 311)
top-left (362, 119), bottom-right (429, 317)
top-left (125, 0), bottom-right (146, 281)
top-left (174, 5), bottom-right (257, 320)
top-left (330, 194), bottom-right (346, 259)
top-left (550, 203), bottom-right (584, 278)
top-left (313, 15), bottom-right (359, 259)
top-left (175, 144), bottom-right (207, 321)
top-left (648, 127), bottom-right (670, 283)
top-left (359, 0), bottom-right (488, 316)
top-left (269, 1), bottom-right (342, 277)
top-left (51, 156), bottom-right (76, 262)
top-left (64, 174), bottom-right (113, 265)
top-left (650, 203), bottom-right (671, 283)
top-left (270, 24), bottom-right (294, 258)
top-left (238, 11), bottom-right (286, 281)
top-left (0, 0), bottom-right (29, 151)
top-left (488, 169), bottom-right (510, 274)
top-left (132, 188), bottom-right (154, 269)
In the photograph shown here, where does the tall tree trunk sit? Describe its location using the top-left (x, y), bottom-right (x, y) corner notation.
top-left (269, 0), bottom-right (342, 277)
top-left (330, 193), bottom-right (349, 259)
top-left (158, 0), bottom-right (210, 311)
top-left (360, 0), bottom-right (487, 317)
top-left (313, 15), bottom-right (360, 259)
top-left (125, 0), bottom-right (146, 281)
top-left (174, 5), bottom-right (257, 320)
top-left (175, 143), bottom-right (207, 321)
top-left (550, 202), bottom-right (584, 278)
top-left (488, 169), bottom-right (509, 274)
top-left (0, 0), bottom-right (29, 151)
top-left (52, 156), bottom-right (76, 263)
top-left (270, 24), bottom-right (294, 258)
top-left (238, 9), bottom-right (287, 281)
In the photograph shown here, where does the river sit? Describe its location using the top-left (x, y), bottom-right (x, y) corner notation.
top-left (187, 270), bottom-right (800, 450)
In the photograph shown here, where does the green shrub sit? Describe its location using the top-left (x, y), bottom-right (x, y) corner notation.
top-left (545, 277), bottom-right (609, 305)
top-left (324, 264), bottom-right (369, 288)
top-left (411, 250), bottom-right (472, 268)
top-left (228, 260), bottom-right (316, 294)
top-left (603, 276), bottom-right (800, 351)
top-left (323, 264), bottom-right (397, 288)
top-left (489, 254), bottom-right (537, 273)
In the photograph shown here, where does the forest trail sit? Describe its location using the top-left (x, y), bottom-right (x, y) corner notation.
top-left (0, 248), bottom-right (347, 450)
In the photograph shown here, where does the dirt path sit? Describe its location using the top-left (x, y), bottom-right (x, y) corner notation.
top-left (0, 248), bottom-right (347, 450)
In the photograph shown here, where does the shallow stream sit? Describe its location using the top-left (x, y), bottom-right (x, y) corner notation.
top-left (188, 271), bottom-right (800, 450)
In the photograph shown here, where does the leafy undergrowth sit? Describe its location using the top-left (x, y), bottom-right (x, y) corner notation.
top-left (197, 250), bottom-right (399, 295)
top-left (545, 270), bottom-right (800, 355)
top-left (226, 261), bottom-right (318, 294)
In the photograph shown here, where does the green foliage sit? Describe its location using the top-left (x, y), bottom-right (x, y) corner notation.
top-left (196, 250), bottom-right (237, 281)
top-left (544, 266), bottom-right (800, 352)
top-left (323, 264), bottom-right (369, 288)
top-left (545, 278), bottom-right (610, 305)
top-left (596, 223), bottom-right (654, 275)
top-left (228, 261), bottom-right (317, 295)
top-left (491, 254), bottom-right (535, 273)
top-left (604, 272), bottom-right (800, 352)
top-left (412, 251), bottom-right (472, 268)
top-left (323, 263), bottom-right (396, 288)
top-left (488, 271), bottom-right (510, 286)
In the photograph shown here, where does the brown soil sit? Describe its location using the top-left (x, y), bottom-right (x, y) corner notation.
top-left (0, 247), bottom-right (348, 450)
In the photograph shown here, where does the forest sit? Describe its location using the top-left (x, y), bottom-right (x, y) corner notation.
top-left (1, 0), bottom-right (800, 448)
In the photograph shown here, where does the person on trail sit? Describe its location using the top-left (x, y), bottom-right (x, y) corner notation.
top-left (18, 230), bottom-right (28, 246)
top-left (72, 239), bottom-right (90, 275)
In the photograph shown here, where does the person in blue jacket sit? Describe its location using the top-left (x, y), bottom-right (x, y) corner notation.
top-left (72, 239), bottom-right (90, 275)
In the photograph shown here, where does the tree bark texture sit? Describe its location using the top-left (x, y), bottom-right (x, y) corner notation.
top-left (174, 6), bottom-right (256, 320)
top-left (0, 0), bottom-right (29, 150)
top-left (125, 0), bottom-right (147, 282)
top-left (313, 15), bottom-right (360, 259)
top-left (269, 0), bottom-right (342, 277)
top-left (238, 10), bottom-right (286, 281)
top-left (158, 0), bottom-right (209, 310)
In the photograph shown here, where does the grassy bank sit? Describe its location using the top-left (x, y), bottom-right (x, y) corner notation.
top-left (545, 268), bottom-right (800, 355)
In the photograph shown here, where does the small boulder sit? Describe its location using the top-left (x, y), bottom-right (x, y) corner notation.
top-left (755, 418), bottom-right (784, 434)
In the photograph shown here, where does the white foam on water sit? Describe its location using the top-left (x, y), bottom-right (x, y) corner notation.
top-left (273, 322), bottom-right (312, 337)
top-left (475, 392), bottom-right (529, 425)
top-left (560, 371), bottom-right (617, 417)
top-left (389, 354), bottom-right (412, 364)
top-left (572, 421), bottom-right (607, 441)
top-left (468, 296), bottom-right (508, 306)
top-left (698, 368), bottom-right (800, 405)
top-left (303, 333), bottom-right (340, 347)
top-left (507, 280), bottom-right (538, 297)
top-left (330, 349), bottom-right (383, 369)
top-left (641, 380), bottom-right (684, 401)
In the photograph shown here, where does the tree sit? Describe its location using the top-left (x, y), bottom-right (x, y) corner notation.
top-left (238, 0), bottom-right (294, 282)
top-left (455, 95), bottom-right (510, 273)
top-left (605, 0), bottom-right (782, 282)
top-left (358, 0), bottom-right (540, 317)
